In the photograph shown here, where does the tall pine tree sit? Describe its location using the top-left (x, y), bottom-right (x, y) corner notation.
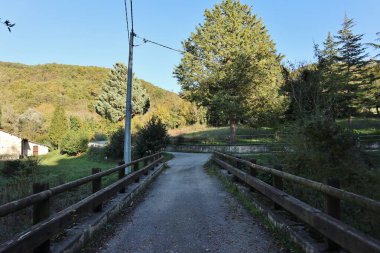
top-left (95, 63), bottom-right (150, 123)
top-left (315, 32), bottom-right (340, 117)
top-left (367, 32), bottom-right (380, 58)
top-left (334, 15), bottom-right (370, 122)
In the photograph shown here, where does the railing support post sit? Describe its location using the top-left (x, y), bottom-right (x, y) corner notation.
top-left (92, 168), bottom-right (102, 212)
top-left (33, 182), bottom-right (50, 253)
top-left (155, 154), bottom-right (160, 167)
top-left (325, 178), bottom-right (341, 251)
top-left (233, 156), bottom-right (242, 182)
top-left (118, 161), bottom-right (126, 193)
top-left (273, 165), bottom-right (283, 210)
top-left (144, 159), bottom-right (149, 175)
top-left (249, 159), bottom-right (257, 192)
top-left (134, 162), bottom-right (140, 182)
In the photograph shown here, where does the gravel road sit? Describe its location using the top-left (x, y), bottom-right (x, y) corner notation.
top-left (99, 152), bottom-right (280, 253)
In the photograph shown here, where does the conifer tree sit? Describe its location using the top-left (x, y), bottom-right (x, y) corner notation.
top-left (315, 32), bottom-right (340, 117)
top-left (334, 15), bottom-right (370, 121)
top-left (174, 0), bottom-right (285, 142)
top-left (48, 106), bottom-right (68, 149)
top-left (367, 32), bottom-right (380, 58)
top-left (95, 63), bottom-right (150, 123)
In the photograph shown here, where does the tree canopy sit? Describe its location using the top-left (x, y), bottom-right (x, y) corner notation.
top-left (48, 106), bottom-right (68, 149)
top-left (95, 63), bottom-right (150, 123)
top-left (334, 15), bottom-right (370, 117)
top-left (174, 0), bottom-right (286, 141)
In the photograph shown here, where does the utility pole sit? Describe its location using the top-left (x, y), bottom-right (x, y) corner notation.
top-left (124, 30), bottom-right (134, 173)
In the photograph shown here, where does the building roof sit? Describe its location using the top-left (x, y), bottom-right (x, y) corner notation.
top-left (0, 129), bottom-right (49, 148)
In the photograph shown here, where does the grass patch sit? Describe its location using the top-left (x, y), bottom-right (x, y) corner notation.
top-left (169, 117), bottom-right (379, 142)
top-left (336, 117), bottom-right (380, 135)
top-left (238, 153), bottom-right (277, 166)
top-left (162, 152), bottom-right (174, 162)
top-left (204, 160), bottom-right (303, 253)
top-left (169, 125), bottom-right (274, 138)
top-left (36, 151), bottom-right (118, 184)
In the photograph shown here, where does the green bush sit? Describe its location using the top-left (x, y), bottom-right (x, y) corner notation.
top-left (61, 130), bottom-right (89, 155)
top-left (106, 127), bottom-right (125, 159)
top-left (280, 118), bottom-right (364, 181)
top-left (1, 158), bottom-right (39, 178)
top-left (135, 116), bottom-right (169, 158)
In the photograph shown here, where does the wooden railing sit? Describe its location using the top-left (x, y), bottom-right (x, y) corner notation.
top-left (0, 152), bottom-right (163, 253)
top-left (212, 151), bottom-right (380, 253)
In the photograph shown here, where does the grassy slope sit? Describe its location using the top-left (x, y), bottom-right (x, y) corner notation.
top-left (169, 125), bottom-right (274, 138)
top-left (0, 61), bottom-right (189, 133)
top-left (37, 151), bottom-right (118, 183)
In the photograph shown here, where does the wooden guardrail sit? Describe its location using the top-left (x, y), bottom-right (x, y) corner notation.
top-left (0, 152), bottom-right (163, 253)
top-left (212, 151), bottom-right (380, 253)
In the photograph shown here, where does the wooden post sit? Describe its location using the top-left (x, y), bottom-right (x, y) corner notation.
top-left (134, 163), bottom-right (140, 183)
top-left (232, 156), bottom-right (242, 182)
top-left (144, 159), bottom-right (149, 175)
top-left (33, 182), bottom-right (50, 253)
top-left (118, 161), bottom-right (126, 193)
top-left (226, 157), bottom-right (232, 174)
top-left (325, 178), bottom-right (341, 251)
top-left (249, 159), bottom-right (257, 192)
top-left (155, 154), bottom-right (160, 167)
top-left (273, 165), bottom-right (284, 210)
top-left (92, 168), bottom-right (102, 212)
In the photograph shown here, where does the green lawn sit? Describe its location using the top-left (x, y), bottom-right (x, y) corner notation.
top-left (168, 117), bottom-right (380, 145)
top-left (177, 125), bottom-right (274, 138)
top-left (35, 151), bottom-right (119, 187)
top-left (1, 151), bottom-right (173, 190)
top-left (336, 117), bottom-right (380, 135)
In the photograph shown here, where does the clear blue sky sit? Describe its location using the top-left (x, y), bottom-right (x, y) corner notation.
top-left (1, 0), bottom-right (379, 93)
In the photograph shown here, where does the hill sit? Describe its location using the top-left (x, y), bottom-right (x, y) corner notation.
top-left (0, 62), bottom-right (203, 142)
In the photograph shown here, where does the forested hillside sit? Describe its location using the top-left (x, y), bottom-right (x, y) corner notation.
top-left (0, 62), bottom-right (203, 143)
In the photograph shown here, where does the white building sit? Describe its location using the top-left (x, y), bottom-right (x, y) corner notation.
top-left (0, 130), bottom-right (49, 159)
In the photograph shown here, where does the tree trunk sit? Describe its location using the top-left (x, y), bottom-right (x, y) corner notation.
top-left (348, 114), bottom-right (353, 130)
top-left (230, 118), bottom-right (237, 145)
top-left (376, 105), bottom-right (380, 116)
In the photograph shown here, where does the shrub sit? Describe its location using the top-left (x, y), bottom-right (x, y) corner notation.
top-left (61, 130), bottom-right (89, 155)
top-left (106, 127), bottom-right (124, 159)
top-left (135, 116), bottom-right (169, 158)
top-left (280, 118), bottom-right (364, 181)
top-left (1, 158), bottom-right (39, 178)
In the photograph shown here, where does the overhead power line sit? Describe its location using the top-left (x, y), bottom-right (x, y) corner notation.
top-left (134, 34), bottom-right (219, 65)
top-left (123, 0), bottom-right (130, 39)
top-left (135, 34), bottom-right (184, 53)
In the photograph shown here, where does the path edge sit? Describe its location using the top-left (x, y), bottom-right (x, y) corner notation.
top-left (51, 163), bottom-right (166, 253)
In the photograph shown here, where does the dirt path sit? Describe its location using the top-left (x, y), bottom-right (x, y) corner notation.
top-left (98, 152), bottom-right (280, 253)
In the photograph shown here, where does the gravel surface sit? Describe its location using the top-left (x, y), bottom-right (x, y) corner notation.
top-left (99, 152), bottom-right (280, 253)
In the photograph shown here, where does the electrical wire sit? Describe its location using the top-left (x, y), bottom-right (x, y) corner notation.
top-left (134, 34), bottom-right (216, 65)
top-left (123, 0), bottom-right (130, 39)
top-left (135, 35), bottom-right (184, 53)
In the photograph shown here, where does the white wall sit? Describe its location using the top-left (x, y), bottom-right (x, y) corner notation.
top-left (0, 130), bottom-right (49, 157)
top-left (27, 141), bottom-right (49, 156)
top-left (0, 131), bottom-right (22, 156)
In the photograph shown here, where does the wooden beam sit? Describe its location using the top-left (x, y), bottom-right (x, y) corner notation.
top-left (212, 157), bottom-right (380, 253)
